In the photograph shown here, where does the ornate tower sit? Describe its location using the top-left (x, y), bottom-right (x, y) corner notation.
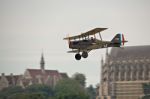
top-left (40, 53), bottom-right (45, 73)
top-left (99, 45), bottom-right (150, 99)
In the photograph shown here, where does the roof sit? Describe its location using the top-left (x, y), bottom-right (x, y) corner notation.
top-left (26, 69), bottom-right (60, 78)
top-left (110, 45), bottom-right (150, 59)
top-left (5, 75), bottom-right (20, 85)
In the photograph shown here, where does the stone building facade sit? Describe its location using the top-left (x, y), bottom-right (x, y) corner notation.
top-left (99, 45), bottom-right (150, 99)
top-left (0, 73), bottom-right (21, 90)
top-left (0, 53), bottom-right (68, 90)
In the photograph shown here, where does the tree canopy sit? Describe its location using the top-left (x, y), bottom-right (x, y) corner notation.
top-left (0, 85), bottom-right (53, 99)
top-left (0, 73), bottom-right (95, 99)
top-left (142, 83), bottom-right (150, 99)
top-left (72, 73), bottom-right (86, 87)
top-left (0, 86), bottom-right (23, 99)
top-left (86, 85), bottom-right (96, 99)
top-left (54, 78), bottom-right (89, 99)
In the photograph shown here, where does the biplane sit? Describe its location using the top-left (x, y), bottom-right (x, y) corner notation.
top-left (64, 28), bottom-right (128, 60)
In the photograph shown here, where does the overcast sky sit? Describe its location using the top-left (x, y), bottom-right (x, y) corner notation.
top-left (0, 0), bottom-right (150, 86)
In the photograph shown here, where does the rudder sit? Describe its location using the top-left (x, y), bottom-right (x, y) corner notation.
top-left (111, 33), bottom-right (122, 46)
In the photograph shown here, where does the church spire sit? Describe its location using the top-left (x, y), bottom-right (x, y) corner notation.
top-left (40, 53), bottom-right (45, 72)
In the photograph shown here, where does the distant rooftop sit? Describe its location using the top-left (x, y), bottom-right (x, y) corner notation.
top-left (110, 45), bottom-right (150, 59)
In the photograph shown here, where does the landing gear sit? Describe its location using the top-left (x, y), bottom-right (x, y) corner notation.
top-left (75, 51), bottom-right (88, 60)
top-left (82, 51), bottom-right (88, 58)
top-left (75, 53), bottom-right (81, 60)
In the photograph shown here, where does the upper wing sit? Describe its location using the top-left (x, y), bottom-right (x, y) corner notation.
top-left (81, 28), bottom-right (108, 37)
top-left (64, 28), bottom-right (107, 40)
top-left (64, 34), bottom-right (82, 40)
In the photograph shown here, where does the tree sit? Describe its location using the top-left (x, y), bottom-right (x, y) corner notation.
top-left (25, 84), bottom-right (54, 98)
top-left (0, 86), bottom-right (23, 99)
top-left (86, 85), bottom-right (96, 99)
top-left (142, 83), bottom-right (150, 99)
top-left (72, 73), bottom-right (86, 87)
top-left (95, 83), bottom-right (100, 98)
top-left (0, 84), bottom-right (54, 99)
top-left (8, 92), bottom-right (47, 99)
top-left (54, 78), bottom-right (89, 99)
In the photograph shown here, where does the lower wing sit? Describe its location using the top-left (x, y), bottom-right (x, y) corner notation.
top-left (67, 50), bottom-right (78, 53)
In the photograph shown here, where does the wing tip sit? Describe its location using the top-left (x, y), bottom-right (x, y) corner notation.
top-left (63, 38), bottom-right (69, 40)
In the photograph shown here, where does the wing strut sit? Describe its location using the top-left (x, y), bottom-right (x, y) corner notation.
top-left (99, 32), bottom-right (103, 41)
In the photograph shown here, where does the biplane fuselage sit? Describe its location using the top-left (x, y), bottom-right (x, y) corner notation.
top-left (69, 39), bottom-right (121, 50)
top-left (69, 39), bottom-right (97, 49)
top-left (64, 28), bottom-right (127, 60)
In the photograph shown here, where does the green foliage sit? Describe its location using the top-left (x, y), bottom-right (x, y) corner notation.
top-left (86, 85), bottom-right (96, 99)
top-left (142, 95), bottom-right (150, 99)
top-left (25, 84), bottom-right (54, 97)
top-left (0, 85), bottom-right (54, 99)
top-left (0, 80), bottom-right (89, 99)
top-left (0, 73), bottom-right (89, 99)
top-left (72, 73), bottom-right (86, 87)
top-left (142, 83), bottom-right (150, 99)
top-left (8, 92), bottom-right (46, 99)
top-left (54, 78), bottom-right (89, 99)
top-left (143, 83), bottom-right (150, 95)
top-left (0, 86), bottom-right (23, 99)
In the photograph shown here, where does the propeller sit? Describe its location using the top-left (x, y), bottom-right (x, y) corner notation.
top-left (67, 34), bottom-right (71, 48)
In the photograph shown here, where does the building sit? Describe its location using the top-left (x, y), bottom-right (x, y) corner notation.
top-left (99, 45), bottom-right (150, 99)
top-left (0, 53), bottom-right (68, 90)
top-left (0, 73), bottom-right (21, 90)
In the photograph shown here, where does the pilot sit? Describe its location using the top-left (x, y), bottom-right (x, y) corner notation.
top-left (91, 37), bottom-right (96, 42)
top-left (91, 37), bottom-right (94, 40)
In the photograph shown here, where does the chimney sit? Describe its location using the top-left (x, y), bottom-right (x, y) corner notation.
top-left (10, 73), bottom-right (15, 85)
top-left (10, 73), bottom-right (13, 77)
top-left (1, 73), bottom-right (5, 77)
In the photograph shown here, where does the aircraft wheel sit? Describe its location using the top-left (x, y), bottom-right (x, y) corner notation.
top-left (75, 54), bottom-right (81, 60)
top-left (82, 51), bottom-right (88, 58)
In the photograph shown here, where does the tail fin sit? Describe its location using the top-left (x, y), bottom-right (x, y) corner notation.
top-left (111, 33), bottom-right (127, 47)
